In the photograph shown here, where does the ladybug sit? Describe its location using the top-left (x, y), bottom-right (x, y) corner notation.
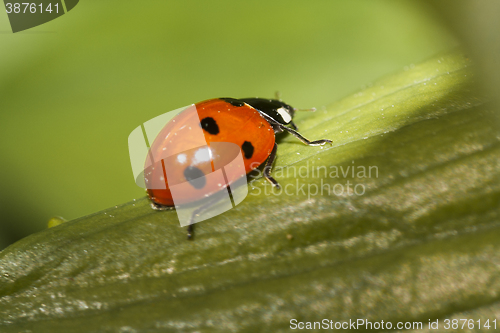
top-left (144, 97), bottom-right (332, 239)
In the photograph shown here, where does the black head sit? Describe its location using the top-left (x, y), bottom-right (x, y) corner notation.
top-left (222, 97), bottom-right (295, 125)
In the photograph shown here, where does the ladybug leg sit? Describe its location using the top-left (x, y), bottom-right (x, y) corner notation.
top-left (187, 224), bottom-right (195, 240)
top-left (289, 121), bottom-right (298, 131)
top-left (262, 113), bottom-right (331, 146)
top-left (183, 189), bottom-right (231, 240)
top-left (148, 199), bottom-right (195, 239)
top-left (277, 123), bottom-right (332, 146)
top-left (263, 143), bottom-right (281, 189)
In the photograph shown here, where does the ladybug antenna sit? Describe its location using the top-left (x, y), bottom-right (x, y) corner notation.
top-left (275, 91), bottom-right (282, 101)
top-left (293, 107), bottom-right (317, 112)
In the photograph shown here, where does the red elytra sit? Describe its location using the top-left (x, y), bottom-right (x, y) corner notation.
top-left (144, 98), bottom-right (276, 207)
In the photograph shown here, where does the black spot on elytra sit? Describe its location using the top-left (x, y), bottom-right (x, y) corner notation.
top-left (220, 98), bottom-right (245, 107)
top-left (184, 166), bottom-right (206, 189)
top-left (200, 117), bottom-right (219, 135)
top-left (242, 141), bottom-right (254, 159)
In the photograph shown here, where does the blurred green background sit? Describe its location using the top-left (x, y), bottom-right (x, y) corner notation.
top-left (1, 0), bottom-right (490, 250)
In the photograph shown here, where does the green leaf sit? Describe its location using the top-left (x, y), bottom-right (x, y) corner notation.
top-left (1, 51), bottom-right (499, 332)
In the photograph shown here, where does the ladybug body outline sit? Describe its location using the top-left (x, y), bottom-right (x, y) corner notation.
top-left (145, 97), bottom-right (332, 238)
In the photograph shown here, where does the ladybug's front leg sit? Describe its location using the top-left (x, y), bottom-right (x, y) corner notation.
top-left (277, 122), bottom-right (332, 146)
top-left (262, 113), bottom-right (331, 146)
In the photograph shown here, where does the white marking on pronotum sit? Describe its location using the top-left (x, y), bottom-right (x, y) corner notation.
top-left (276, 107), bottom-right (292, 123)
